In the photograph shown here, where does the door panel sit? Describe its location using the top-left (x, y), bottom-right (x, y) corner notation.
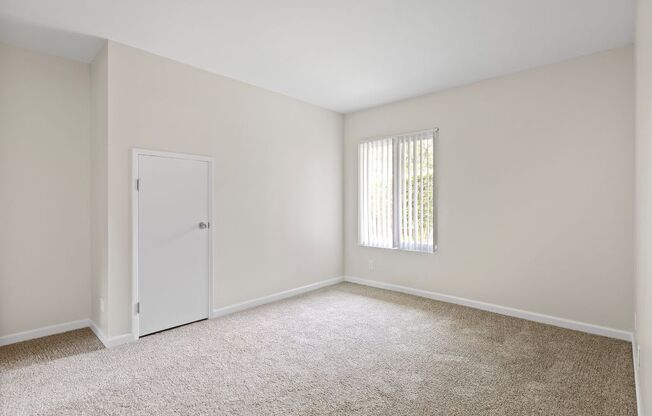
top-left (138, 154), bottom-right (210, 336)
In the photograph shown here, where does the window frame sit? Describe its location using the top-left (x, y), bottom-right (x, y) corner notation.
top-left (358, 128), bottom-right (438, 253)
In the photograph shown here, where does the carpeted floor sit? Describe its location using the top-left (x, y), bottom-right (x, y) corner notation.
top-left (0, 283), bottom-right (636, 415)
top-left (1, 328), bottom-right (104, 372)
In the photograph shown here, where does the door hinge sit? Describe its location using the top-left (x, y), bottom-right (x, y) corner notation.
top-left (136, 178), bottom-right (140, 191)
top-left (135, 302), bottom-right (140, 314)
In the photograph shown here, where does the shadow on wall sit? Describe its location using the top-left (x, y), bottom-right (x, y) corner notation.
top-left (0, 15), bottom-right (105, 63)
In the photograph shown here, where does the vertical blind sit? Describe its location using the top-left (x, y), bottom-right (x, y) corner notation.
top-left (358, 137), bottom-right (394, 249)
top-left (359, 129), bottom-right (436, 252)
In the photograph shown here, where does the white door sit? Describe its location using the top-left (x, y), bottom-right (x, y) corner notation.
top-left (137, 154), bottom-right (210, 337)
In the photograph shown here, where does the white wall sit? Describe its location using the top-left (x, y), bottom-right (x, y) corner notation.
top-left (0, 41), bottom-right (343, 341)
top-left (344, 47), bottom-right (634, 332)
top-left (103, 42), bottom-right (343, 336)
top-left (636, 0), bottom-right (652, 412)
top-left (90, 43), bottom-right (109, 334)
top-left (0, 39), bottom-right (636, 352)
top-left (0, 42), bottom-right (91, 336)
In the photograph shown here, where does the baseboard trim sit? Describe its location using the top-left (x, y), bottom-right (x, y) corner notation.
top-left (633, 336), bottom-right (643, 416)
top-left (0, 278), bottom-right (345, 349)
top-left (0, 319), bottom-right (90, 347)
top-left (212, 276), bottom-right (345, 318)
top-left (1, 277), bottom-right (632, 351)
top-left (88, 320), bottom-right (134, 349)
top-left (0, 319), bottom-right (134, 349)
top-left (344, 276), bottom-right (633, 342)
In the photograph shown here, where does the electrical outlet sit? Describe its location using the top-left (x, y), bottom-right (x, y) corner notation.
top-left (100, 298), bottom-right (105, 313)
top-left (368, 259), bottom-right (374, 271)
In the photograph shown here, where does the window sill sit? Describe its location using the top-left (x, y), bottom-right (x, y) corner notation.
top-left (358, 244), bottom-right (437, 254)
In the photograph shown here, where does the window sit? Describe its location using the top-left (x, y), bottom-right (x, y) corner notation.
top-left (358, 129), bottom-right (436, 252)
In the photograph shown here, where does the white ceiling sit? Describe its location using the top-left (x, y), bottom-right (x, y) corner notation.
top-left (0, 0), bottom-right (635, 113)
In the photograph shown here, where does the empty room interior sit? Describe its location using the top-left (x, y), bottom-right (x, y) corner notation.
top-left (1, 0), bottom-right (651, 415)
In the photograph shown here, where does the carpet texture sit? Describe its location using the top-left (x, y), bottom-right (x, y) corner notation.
top-left (1, 328), bottom-right (104, 372)
top-left (0, 283), bottom-right (636, 415)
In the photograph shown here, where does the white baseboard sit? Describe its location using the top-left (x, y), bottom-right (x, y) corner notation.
top-left (212, 276), bottom-right (345, 318)
top-left (0, 277), bottom-right (345, 349)
top-left (1, 276), bottom-right (632, 353)
top-left (0, 319), bottom-right (89, 347)
top-left (633, 336), bottom-right (643, 416)
top-left (0, 319), bottom-right (133, 349)
top-left (344, 276), bottom-right (633, 342)
top-left (88, 320), bottom-right (134, 349)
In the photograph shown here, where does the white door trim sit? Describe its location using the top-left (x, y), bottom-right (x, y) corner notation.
top-left (131, 148), bottom-right (214, 341)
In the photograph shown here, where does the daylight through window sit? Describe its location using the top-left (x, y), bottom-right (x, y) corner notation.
top-left (359, 129), bottom-right (436, 252)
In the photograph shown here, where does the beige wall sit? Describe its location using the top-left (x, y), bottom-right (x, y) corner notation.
top-left (636, 0), bottom-right (652, 413)
top-left (0, 39), bottom-right (637, 354)
top-left (0, 41), bottom-right (343, 339)
top-left (104, 42), bottom-right (344, 336)
top-left (0, 42), bottom-right (91, 336)
top-left (344, 47), bottom-right (635, 331)
top-left (90, 44), bottom-right (109, 334)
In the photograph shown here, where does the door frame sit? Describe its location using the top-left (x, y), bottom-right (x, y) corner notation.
top-left (131, 148), bottom-right (214, 341)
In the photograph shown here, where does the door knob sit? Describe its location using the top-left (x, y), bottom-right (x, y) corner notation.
top-left (199, 222), bottom-right (209, 229)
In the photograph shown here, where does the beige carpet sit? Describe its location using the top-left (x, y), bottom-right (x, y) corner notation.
top-left (0, 283), bottom-right (636, 415)
top-left (1, 328), bottom-right (104, 372)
